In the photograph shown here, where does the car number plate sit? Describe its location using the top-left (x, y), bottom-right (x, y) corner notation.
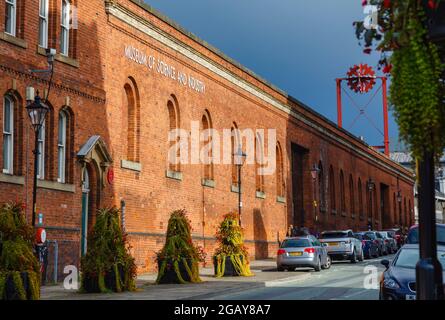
top-left (405, 295), bottom-right (416, 300)
top-left (289, 252), bottom-right (303, 256)
top-left (328, 242), bottom-right (339, 246)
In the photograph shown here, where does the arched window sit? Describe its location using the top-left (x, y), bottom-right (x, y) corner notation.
top-left (340, 170), bottom-right (346, 214)
top-left (349, 174), bottom-right (355, 217)
top-left (255, 133), bottom-right (264, 194)
top-left (167, 95), bottom-right (180, 172)
top-left (393, 193), bottom-right (397, 224)
top-left (358, 178), bottom-right (363, 218)
top-left (201, 110), bottom-right (213, 181)
top-left (60, 0), bottom-right (70, 55)
top-left (404, 197), bottom-right (407, 226)
top-left (57, 110), bottom-right (67, 182)
top-left (318, 161), bottom-right (326, 211)
top-left (231, 123), bottom-right (240, 187)
top-left (37, 118), bottom-right (46, 179)
top-left (408, 199), bottom-right (412, 226)
top-left (329, 166), bottom-right (336, 214)
top-left (3, 96), bottom-right (14, 174)
top-left (124, 78), bottom-right (140, 163)
top-left (276, 142), bottom-right (285, 198)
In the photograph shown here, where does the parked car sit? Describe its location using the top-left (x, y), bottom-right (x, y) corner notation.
top-left (361, 231), bottom-right (386, 256)
top-left (319, 230), bottom-right (364, 263)
top-left (354, 232), bottom-right (379, 259)
top-left (383, 228), bottom-right (405, 249)
top-left (277, 236), bottom-right (331, 272)
top-left (379, 231), bottom-right (398, 254)
top-left (379, 244), bottom-right (445, 300)
top-left (406, 224), bottom-right (445, 245)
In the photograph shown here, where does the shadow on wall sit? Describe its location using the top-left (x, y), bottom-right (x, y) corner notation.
top-left (253, 208), bottom-right (268, 259)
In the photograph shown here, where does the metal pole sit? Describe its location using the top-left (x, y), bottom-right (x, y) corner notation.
top-left (336, 79), bottom-right (343, 128)
top-left (416, 151), bottom-right (444, 300)
top-left (31, 130), bottom-right (39, 227)
top-left (381, 77), bottom-right (390, 156)
top-left (238, 164), bottom-right (242, 226)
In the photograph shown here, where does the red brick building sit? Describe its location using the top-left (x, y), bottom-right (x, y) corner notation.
top-left (0, 0), bottom-right (414, 276)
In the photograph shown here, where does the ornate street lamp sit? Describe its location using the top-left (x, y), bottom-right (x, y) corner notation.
top-left (234, 147), bottom-right (247, 226)
top-left (26, 89), bottom-right (50, 227)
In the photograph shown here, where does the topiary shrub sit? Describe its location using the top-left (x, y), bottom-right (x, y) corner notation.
top-left (156, 209), bottom-right (205, 284)
top-left (213, 213), bottom-right (253, 277)
top-left (80, 207), bottom-right (137, 293)
top-left (0, 202), bottom-right (40, 300)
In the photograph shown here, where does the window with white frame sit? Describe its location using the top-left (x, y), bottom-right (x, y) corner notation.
top-left (57, 111), bottom-right (67, 183)
top-left (5, 0), bottom-right (17, 36)
top-left (37, 120), bottom-right (45, 179)
top-left (60, 0), bottom-right (70, 55)
top-left (39, 0), bottom-right (49, 48)
top-left (3, 96), bottom-right (14, 174)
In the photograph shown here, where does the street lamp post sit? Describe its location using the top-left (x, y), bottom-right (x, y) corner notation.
top-left (26, 90), bottom-right (50, 227)
top-left (234, 147), bottom-right (247, 226)
top-left (367, 178), bottom-right (375, 230)
top-left (310, 164), bottom-right (320, 232)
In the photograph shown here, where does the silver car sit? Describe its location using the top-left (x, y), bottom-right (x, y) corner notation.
top-left (319, 230), bottom-right (364, 263)
top-left (379, 231), bottom-right (398, 254)
top-left (277, 236), bottom-right (331, 272)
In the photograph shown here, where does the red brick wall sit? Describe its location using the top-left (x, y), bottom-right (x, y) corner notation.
top-left (0, 0), bottom-right (415, 275)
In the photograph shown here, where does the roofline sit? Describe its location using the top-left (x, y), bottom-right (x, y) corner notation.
top-left (125, 0), bottom-right (413, 180)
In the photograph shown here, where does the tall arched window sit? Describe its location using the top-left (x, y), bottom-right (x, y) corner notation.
top-left (231, 123), bottom-right (240, 187)
top-left (318, 161), bottom-right (326, 211)
top-left (124, 77), bottom-right (140, 163)
top-left (340, 170), bottom-right (346, 214)
top-left (393, 193), bottom-right (397, 225)
top-left (349, 174), bottom-right (355, 217)
top-left (276, 142), bottom-right (285, 198)
top-left (3, 95), bottom-right (14, 174)
top-left (358, 178), bottom-right (363, 218)
top-left (408, 199), bottom-right (412, 226)
top-left (167, 95), bottom-right (180, 173)
top-left (404, 197), bottom-right (407, 226)
top-left (39, 0), bottom-right (49, 48)
top-left (255, 133), bottom-right (264, 194)
top-left (57, 110), bottom-right (67, 183)
top-left (201, 110), bottom-right (214, 181)
top-left (329, 166), bottom-right (336, 214)
top-left (5, 0), bottom-right (17, 36)
top-left (37, 118), bottom-right (45, 179)
top-left (60, 0), bottom-right (70, 55)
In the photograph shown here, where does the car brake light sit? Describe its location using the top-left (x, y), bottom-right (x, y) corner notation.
top-left (277, 249), bottom-right (286, 255)
top-left (374, 240), bottom-right (379, 244)
top-left (304, 248), bottom-right (315, 254)
top-left (384, 239), bottom-right (389, 243)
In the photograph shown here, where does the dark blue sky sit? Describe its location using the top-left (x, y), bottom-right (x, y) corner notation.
top-left (144, 0), bottom-right (401, 150)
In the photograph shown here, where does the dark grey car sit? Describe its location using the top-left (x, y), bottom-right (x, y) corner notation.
top-left (277, 236), bottom-right (331, 272)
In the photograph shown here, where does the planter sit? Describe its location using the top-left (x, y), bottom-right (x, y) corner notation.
top-left (82, 264), bottom-right (126, 293)
top-left (2, 271), bottom-right (38, 300)
top-left (157, 258), bottom-right (192, 284)
top-left (213, 255), bottom-right (244, 277)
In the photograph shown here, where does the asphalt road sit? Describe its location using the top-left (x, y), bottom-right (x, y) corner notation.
top-left (208, 254), bottom-right (395, 300)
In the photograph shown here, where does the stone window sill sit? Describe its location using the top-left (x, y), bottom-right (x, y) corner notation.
top-left (121, 159), bottom-right (142, 172)
top-left (277, 196), bottom-right (286, 204)
top-left (0, 173), bottom-right (24, 185)
top-left (37, 180), bottom-right (75, 193)
top-left (231, 184), bottom-right (240, 194)
top-left (256, 191), bottom-right (266, 199)
top-left (0, 32), bottom-right (27, 49)
top-left (341, 211), bottom-right (347, 217)
top-left (37, 46), bottom-right (79, 68)
top-left (166, 170), bottom-right (182, 181)
top-left (201, 178), bottom-right (215, 188)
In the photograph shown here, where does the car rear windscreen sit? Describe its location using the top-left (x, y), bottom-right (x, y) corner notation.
top-left (407, 226), bottom-right (445, 245)
top-left (395, 248), bottom-right (445, 269)
top-left (281, 239), bottom-right (310, 248)
top-left (320, 232), bottom-right (348, 239)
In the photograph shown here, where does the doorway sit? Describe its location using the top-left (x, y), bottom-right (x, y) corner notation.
top-left (80, 164), bottom-right (99, 256)
top-left (291, 143), bottom-right (308, 228)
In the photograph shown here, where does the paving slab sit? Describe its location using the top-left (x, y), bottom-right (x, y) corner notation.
top-left (40, 259), bottom-right (313, 300)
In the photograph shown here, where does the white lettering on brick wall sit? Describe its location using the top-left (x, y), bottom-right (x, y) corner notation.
top-left (124, 44), bottom-right (206, 94)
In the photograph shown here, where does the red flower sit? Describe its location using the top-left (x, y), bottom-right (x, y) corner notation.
top-left (428, 0), bottom-right (437, 9)
top-left (362, 0), bottom-right (367, 6)
top-left (382, 64), bottom-right (392, 74)
top-left (383, 0), bottom-right (391, 8)
top-left (363, 48), bottom-right (372, 55)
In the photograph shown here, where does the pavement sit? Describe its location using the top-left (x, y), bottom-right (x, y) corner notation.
top-left (40, 259), bottom-right (312, 300)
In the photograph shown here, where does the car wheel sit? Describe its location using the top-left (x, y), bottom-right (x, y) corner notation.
top-left (350, 250), bottom-right (357, 263)
top-left (314, 257), bottom-right (322, 272)
top-left (358, 249), bottom-right (364, 262)
top-left (322, 255), bottom-right (331, 269)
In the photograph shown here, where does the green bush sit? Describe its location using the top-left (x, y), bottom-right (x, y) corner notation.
top-left (0, 202), bottom-right (40, 300)
top-left (156, 209), bottom-right (205, 284)
top-left (80, 207), bottom-right (137, 293)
